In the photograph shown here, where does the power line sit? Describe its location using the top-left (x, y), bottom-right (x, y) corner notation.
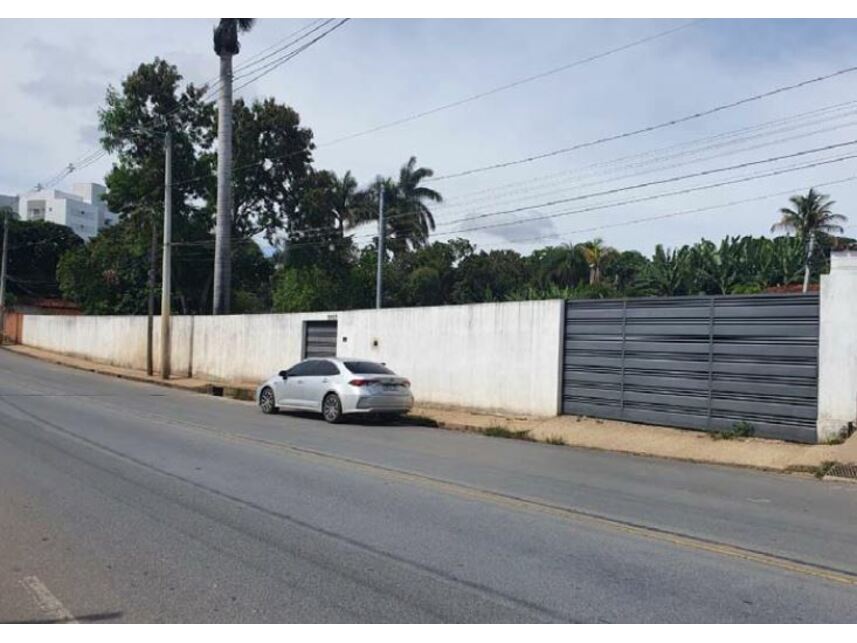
top-left (433, 98), bottom-right (857, 209)
top-left (428, 63), bottom-right (857, 182)
top-left (231, 19), bottom-right (350, 94)
top-left (258, 148), bottom-right (857, 251)
top-left (304, 138), bottom-right (857, 238)
top-left (28, 19), bottom-right (344, 193)
top-left (439, 152), bottom-right (857, 238)
top-left (428, 115), bottom-right (857, 218)
top-left (232, 19), bottom-right (337, 83)
top-left (474, 173), bottom-right (857, 250)
top-left (320, 20), bottom-right (701, 147)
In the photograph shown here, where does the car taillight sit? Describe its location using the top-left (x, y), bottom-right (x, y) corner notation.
top-left (403, 379), bottom-right (411, 388)
top-left (349, 379), bottom-right (371, 386)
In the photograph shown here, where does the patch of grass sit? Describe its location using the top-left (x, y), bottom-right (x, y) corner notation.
top-left (711, 421), bottom-right (756, 441)
top-left (483, 426), bottom-right (536, 441)
top-left (545, 434), bottom-right (567, 446)
top-left (814, 461), bottom-right (838, 479)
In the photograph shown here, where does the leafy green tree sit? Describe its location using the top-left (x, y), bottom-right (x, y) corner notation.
top-left (577, 238), bottom-right (617, 285)
top-left (99, 58), bottom-right (216, 312)
top-left (527, 243), bottom-right (588, 291)
top-left (603, 250), bottom-right (648, 295)
top-left (771, 189), bottom-right (847, 292)
top-left (640, 244), bottom-right (692, 296)
top-left (272, 264), bottom-right (345, 313)
top-left (57, 219), bottom-right (150, 314)
top-left (226, 97), bottom-right (315, 241)
top-left (386, 239), bottom-right (473, 306)
top-left (691, 237), bottom-right (745, 295)
top-left (0, 218), bottom-right (83, 300)
top-left (451, 249), bottom-right (528, 303)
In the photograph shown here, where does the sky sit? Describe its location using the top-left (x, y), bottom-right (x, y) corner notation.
top-left (2, 18), bottom-right (857, 256)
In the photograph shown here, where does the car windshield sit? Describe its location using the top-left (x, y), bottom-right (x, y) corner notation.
top-left (343, 361), bottom-right (394, 375)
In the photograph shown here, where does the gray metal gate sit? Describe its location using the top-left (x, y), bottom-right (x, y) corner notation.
top-left (303, 320), bottom-right (338, 358)
top-left (562, 294), bottom-right (819, 442)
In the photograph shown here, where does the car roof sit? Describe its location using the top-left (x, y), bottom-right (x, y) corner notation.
top-left (304, 357), bottom-right (377, 364)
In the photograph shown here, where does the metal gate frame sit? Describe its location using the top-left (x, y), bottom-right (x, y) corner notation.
top-left (561, 293), bottom-right (819, 443)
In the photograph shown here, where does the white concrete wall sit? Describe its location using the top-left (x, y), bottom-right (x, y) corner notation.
top-left (19, 301), bottom-right (564, 416)
top-left (817, 251), bottom-right (857, 441)
top-left (22, 314), bottom-right (194, 375)
top-left (338, 301), bottom-right (564, 416)
top-left (190, 312), bottom-right (334, 384)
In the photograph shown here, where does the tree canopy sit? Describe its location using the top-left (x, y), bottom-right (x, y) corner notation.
top-left (11, 58), bottom-right (849, 316)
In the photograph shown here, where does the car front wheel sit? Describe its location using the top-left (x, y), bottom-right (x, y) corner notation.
top-left (322, 393), bottom-right (343, 424)
top-left (259, 387), bottom-right (278, 414)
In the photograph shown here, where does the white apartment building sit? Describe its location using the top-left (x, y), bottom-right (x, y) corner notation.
top-left (17, 183), bottom-right (117, 240)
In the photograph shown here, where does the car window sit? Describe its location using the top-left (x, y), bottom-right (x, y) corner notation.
top-left (343, 361), bottom-right (394, 375)
top-left (287, 361), bottom-right (314, 377)
top-left (317, 361), bottom-right (340, 376)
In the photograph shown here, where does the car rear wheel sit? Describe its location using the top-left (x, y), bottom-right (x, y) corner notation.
top-left (322, 393), bottom-right (343, 424)
top-left (259, 387), bottom-right (278, 414)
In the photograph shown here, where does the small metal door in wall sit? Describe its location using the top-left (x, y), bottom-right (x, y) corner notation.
top-left (303, 320), bottom-right (338, 358)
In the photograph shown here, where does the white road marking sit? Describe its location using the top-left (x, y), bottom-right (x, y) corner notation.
top-left (20, 575), bottom-right (78, 624)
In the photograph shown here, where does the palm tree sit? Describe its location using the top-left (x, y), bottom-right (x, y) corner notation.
top-left (771, 189), bottom-right (847, 292)
top-left (643, 244), bottom-right (691, 296)
top-left (331, 171), bottom-right (372, 237)
top-left (578, 238), bottom-right (616, 284)
top-left (212, 18), bottom-right (255, 314)
top-left (363, 157), bottom-right (443, 256)
top-left (386, 157), bottom-right (442, 255)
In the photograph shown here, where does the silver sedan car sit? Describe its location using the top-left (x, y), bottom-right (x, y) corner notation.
top-left (255, 358), bottom-right (414, 423)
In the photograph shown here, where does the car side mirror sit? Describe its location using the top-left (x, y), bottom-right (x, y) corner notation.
top-left (278, 370), bottom-right (289, 379)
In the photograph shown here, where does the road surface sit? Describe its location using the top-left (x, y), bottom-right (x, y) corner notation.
top-left (0, 349), bottom-right (855, 623)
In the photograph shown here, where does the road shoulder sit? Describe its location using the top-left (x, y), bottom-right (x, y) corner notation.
top-left (4, 343), bottom-right (856, 477)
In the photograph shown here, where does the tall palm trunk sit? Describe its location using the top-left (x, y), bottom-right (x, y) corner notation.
top-left (213, 53), bottom-right (233, 315)
top-left (802, 233), bottom-right (816, 293)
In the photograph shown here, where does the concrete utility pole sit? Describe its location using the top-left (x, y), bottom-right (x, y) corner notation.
top-left (0, 208), bottom-right (9, 344)
top-left (146, 211), bottom-right (157, 376)
top-left (375, 183), bottom-right (385, 309)
top-left (213, 53), bottom-right (233, 315)
top-left (160, 130), bottom-right (173, 379)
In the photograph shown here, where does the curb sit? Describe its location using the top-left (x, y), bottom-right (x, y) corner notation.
top-left (6, 346), bottom-right (855, 479)
top-left (3, 346), bottom-right (242, 398)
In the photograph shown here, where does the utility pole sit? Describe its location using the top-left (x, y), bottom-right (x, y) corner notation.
top-left (375, 183), bottom-right (385, 309)
top-left (146, 211), bottom-right (157, 376)
top-left (0, 208), bottom-right (9, 344)
top-left (213, 51), bottom-right (233, 315)
top-left (160, 130), bottom-right (173, 379)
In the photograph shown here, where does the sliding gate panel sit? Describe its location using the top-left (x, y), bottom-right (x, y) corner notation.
top-left (303, 320), bottom-right (338, 358)
top-left (562, 294), bottom-right (819, 442)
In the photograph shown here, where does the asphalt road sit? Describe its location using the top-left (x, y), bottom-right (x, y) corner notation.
top-left (1, 349), bottom-right (855, 623)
